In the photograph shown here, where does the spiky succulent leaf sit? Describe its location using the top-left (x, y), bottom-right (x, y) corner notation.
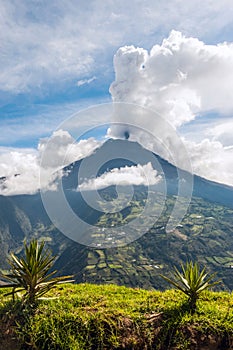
top-left (0, 239), bottom-right (74, 304)
top-left (160, 261), bottom-right (220, 313)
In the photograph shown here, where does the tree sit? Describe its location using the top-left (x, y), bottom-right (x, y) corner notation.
top-left (160, 261), bottom-right (220, 313)
top-left (0, 239), bottom-right (74, 304)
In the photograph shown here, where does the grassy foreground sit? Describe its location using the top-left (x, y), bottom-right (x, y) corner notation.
top-left (0, 283), bottom-right (233, 350)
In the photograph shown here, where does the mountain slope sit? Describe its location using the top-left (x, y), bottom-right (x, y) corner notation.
top-left (54, 194), bottom-right (233, 290)
top-left (0, 139), bottom-right (233, 290)
top-left (63, 139), bottom-right (233, 209)
top-left (0, 195), bottom-right (32, 268)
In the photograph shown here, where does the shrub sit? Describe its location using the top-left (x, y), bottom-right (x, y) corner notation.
top-left (160, 261), bottom-right (220, 313)
top-left (0, 239), bottom-right (74, 305)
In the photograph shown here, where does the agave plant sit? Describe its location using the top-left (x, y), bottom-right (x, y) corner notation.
top-left (0, 239), bottom-right (74, 304)
top-left (160, 261), bottom-right (220, 313)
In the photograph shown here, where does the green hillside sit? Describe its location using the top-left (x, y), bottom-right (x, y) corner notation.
top-left (54, 195), bottom-right (233, 290)
top-left (1, 283), bottom-right (233, 349)
top-left (1, 193), bottom-right (233, 290)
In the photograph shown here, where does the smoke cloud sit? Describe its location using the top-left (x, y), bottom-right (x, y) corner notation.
top-left (109, 31), bottom-right (233, 185)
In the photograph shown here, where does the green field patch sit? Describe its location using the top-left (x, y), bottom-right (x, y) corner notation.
top-left (85, 265), bottom-right (96, 270)
top-left (108, 264), bottom-right (123, 269)
top-left (190, 225), bottom-right (203, 234)
top-left (212, 256), bottom-right (233, 265)
top-left (98, 262), bottom-right (107, 269)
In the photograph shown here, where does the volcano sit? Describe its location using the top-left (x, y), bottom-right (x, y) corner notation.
top-left (61, 138), bottom-right (233, 209)
top-left (0, 138), bottom-right (233, 290)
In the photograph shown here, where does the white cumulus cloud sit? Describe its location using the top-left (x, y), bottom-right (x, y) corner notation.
top-left (1, 1), bottom-right (233, 96)
top-left (76, 76), bottom-right (97, 87)
top-left (78, 162), bottom-right (161, 191)
top-left (207, 119), bottom-right (233, 147)
top-left (109, 31), bottom-right (233, 186)
top-left (0, 131), bottom-right (102, 195)
top-left (183, 138), bottom-right (233, 186)
top-left (38, 130), bottom-right (102, 168)
top-left (110, 30), bottom-right (233, 127)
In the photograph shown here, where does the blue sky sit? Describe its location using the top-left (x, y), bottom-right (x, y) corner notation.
top-left (1, 0), bottom-right (233, 147)
top-left (1, 0), bottom-right (233, 194)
